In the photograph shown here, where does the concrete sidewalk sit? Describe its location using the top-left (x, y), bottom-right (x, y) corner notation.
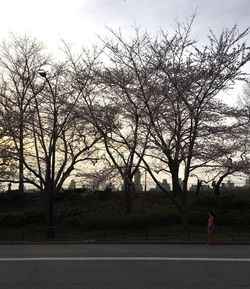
top-left (1, 239), bottom-right (250, 245)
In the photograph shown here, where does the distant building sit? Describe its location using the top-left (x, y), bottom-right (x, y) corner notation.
top-left (225, 180), bottom-right (234, 189)
top-left (106, 182), bottom-right (116, 192)
top-left (178, 178), bottom-right (183, 189)
top-left (156, 179), bottom-right (170, 192)
top-left (68, 179), bottom-right (76, 190)
top-left (190, 183), bottom-right (210, 191)
top-left (161, 179), bottom-right (171, 191)
top-left (221, 183), bottom-right (226, 190)
top-left (190, 184), bottom-right (197, 191)
top-left (202, 184), bottom-right (210, 190)
top-left (134, 169), bottom-right (143, 192)
top-left (245, 177), bottom-right (250, 188)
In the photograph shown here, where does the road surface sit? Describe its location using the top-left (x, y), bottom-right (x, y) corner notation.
top-left (0, 243), bottom-right (250, 289)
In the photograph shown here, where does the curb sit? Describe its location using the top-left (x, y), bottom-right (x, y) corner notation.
top-left (0, 240), bottom-right (250, 245)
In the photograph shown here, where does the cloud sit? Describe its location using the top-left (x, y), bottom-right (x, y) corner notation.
top-left (0, 0), bottom-right (249, 51)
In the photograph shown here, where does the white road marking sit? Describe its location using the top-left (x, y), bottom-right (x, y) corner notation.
top-left (0, 257), bottom-right (250, 262)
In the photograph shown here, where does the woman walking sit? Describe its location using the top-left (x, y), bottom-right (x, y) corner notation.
top-left (207, 211), bottom-right (222, 244)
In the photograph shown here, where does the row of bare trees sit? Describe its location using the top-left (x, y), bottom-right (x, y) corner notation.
top-left (0, 19), bottom-right (249, 228)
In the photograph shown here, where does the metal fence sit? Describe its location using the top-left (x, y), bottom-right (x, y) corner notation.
top-left (1, 227), bottom-right (248, 243)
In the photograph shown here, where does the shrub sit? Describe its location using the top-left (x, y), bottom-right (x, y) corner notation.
top-left (218, 210), bottom-right (250, 227)
top-left (0, 208), bottom-right (44, 227)
top-left (97, 188), bottom-right (113, 201)
top-left (189, 209), bottom-right (208, 226)
top-left (68, 209), bottom-right (181, 231)
top-left (0, 191), bottom-right (30, 207)
top-left (191, 195), bottom-right (250, 212)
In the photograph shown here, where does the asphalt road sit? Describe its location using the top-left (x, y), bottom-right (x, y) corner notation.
top-left (0, 244), bottom-right (250, 289)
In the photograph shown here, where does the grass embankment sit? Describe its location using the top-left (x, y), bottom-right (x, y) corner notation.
top-left (0, 189), bottom-right (250, 242)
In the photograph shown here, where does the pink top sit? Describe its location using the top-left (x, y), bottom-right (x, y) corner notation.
top-left (208, 216), bottom-right (214, 226)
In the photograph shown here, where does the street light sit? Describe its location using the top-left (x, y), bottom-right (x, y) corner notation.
top-left (39, 70), bottom-right (56, 239)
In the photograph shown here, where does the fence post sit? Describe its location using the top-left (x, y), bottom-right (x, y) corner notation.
top-left (187, 227), bottom-right (190, 241)
top-left (146, 227), bottom-right (149, 240)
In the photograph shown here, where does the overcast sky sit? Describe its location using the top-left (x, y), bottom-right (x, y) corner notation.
top-left (1, 0), bottom-right (249, 47)
top-left (1, 0), bottom-right (248, 186)
top-left (0, 0), bottom-right (249, 102)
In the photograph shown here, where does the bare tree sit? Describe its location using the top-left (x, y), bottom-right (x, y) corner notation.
top-left (97, 31), bottom-right (152, 213)
top-left (63, 39), bottom-right (151, 214)
top-left (0, 114), bottom-right (16, 187)
top-left (23, 62), bottom-right (100, 206)
top-left (238, 80), bottom-right (250, 164)
top-left (0, 34), bottom-right (49, 193)
top-left (132, 20), bottom-right (249, 228)
top-left (198, 105), bottom-right (249, 195)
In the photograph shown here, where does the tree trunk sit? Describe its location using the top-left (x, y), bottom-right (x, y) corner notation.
top-left (214, 184), bottom-right (221, 196)
top-left (195, 180), bottom-right (202, 196)
top-left (213, 171), bottom-right (231, 196)
top-left (180, 195), bottom-right (189, 232)
top-left (170, 162), bottom-right (182, 196)
top-left (213, 178), bottom-right (223, 195)
top-left (18, 123), bottom-right (24, 194)
top-left (124, 178), bottom-right (133, 214)
top-left (18, 160), bottom-right (24, 193)
top-left (169, 160), bottom-right (190, 231)
top-left (44, 184), bottom-right (51, 223)
top-left (44, 180), bottom-right (55, 239)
